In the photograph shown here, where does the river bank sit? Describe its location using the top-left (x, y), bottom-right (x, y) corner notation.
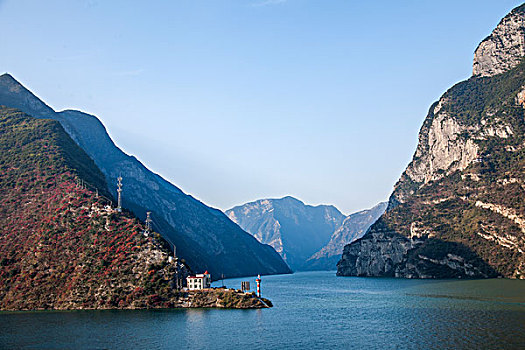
top-left (2, 271), bottom-right (524, 349)
top-left (0, 288), bottom-right (272, 311)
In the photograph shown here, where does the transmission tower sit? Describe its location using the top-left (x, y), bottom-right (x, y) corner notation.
top-left (116, 176), bottom-right (123, 212)
top-left (144, 211), bottom-right (152, 236)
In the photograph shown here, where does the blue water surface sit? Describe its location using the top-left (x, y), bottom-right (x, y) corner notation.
top-left (1, 271), bottom-right (524, 349)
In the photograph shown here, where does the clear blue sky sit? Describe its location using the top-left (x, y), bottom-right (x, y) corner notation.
top-left (0, 0), bottom-right (522, 214)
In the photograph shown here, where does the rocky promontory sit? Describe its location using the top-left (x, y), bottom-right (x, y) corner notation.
top-left (175, 289), bottom-right (272, 309)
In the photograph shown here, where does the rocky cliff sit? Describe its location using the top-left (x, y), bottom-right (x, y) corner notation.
top-left (473, 4), bottom-right (525, 77)
top-left (338, 4), bottom-right (525, 279)
top-left (0, 75), bottom-right (291, 279)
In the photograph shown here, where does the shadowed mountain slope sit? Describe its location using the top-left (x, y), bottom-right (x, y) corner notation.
top-left (0, 75), bottom-right (291, 279)
top-left (306, 202), bottom-right (386, 270)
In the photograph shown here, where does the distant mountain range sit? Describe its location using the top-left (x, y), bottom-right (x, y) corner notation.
top-left (0, 73), bottom-right (291, 279)
top-left (226, 197), bottom-right (385, 270)
top-left (306, 202), bottom-right (387, 270)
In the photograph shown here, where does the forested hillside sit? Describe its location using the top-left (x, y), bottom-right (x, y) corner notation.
top-left (0, 107), bottom-right (190, 310)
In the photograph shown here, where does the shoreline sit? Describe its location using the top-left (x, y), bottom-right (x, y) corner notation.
top-left (0, 288), bottom-right (272, 312)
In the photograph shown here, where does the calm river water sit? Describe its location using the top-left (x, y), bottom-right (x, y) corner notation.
top-left (1, 271), bottom-right (524, 349)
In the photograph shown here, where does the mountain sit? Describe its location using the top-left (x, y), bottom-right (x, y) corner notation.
top-left (0, 74), bottom-right (291, 279)
top-left (226, 196), bottom-right (346, 270)
top-left (337, 4), bottom-right (525, 279)
top-left (306, 202), bottom-right (386, 270)
top-left (226, 197), bottom-right (385, 271)
top-left (0, 106), bottom-right (191, 309)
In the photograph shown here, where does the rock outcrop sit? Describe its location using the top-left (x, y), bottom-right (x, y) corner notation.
top-left (178, 289), bottom-right (271, 309)
top-left (338, 4), bottom-right (525, 279)
top-left (0, 74), bottom-right (291, 280)
top-left (473, 4), bottom-right (525, 77)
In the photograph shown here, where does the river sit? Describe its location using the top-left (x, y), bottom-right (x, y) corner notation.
top-left (1, 271), bottom-right (524, 349)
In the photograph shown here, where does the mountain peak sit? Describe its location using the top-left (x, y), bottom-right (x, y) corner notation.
top-left (278, 196), bottom-right (303, 204)
top-left (0, 73), bottom-right (26, 92)
top-left (0, 73), bottom-right (55, 118)
top-left (0, 72), bottom-right (15, 80)
top-left (473, 4), bottom-right (525, 77)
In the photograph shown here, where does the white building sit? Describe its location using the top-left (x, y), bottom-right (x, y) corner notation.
top-left (186, 271), bottom-right (211, 290)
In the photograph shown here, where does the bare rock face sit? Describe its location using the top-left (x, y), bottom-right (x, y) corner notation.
top-left (473, 4), bottom-right (525, 77)
top-left (389, 95), bottom-right (512, 209)
top-left (404, 111), bottom-right (479, 185)
top-left (336, 221), bottom-right (416, 277)
top-left (337, 219), bottom-right (497, 279)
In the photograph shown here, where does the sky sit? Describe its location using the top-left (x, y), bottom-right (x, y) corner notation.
top-left (0, 0), bottom-right (523, 215)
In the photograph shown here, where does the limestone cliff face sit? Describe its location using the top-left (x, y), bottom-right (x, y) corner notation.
top-left (337, 218), bottom-right (497, 279)
top-left (390, 106), bottom-right (480, 207)
top-left (338, 4), bottom-right (525, 279)
top-left (473, 4), bottom-right (525, 77)
top-left (390, 95), bottom-right (515, 209)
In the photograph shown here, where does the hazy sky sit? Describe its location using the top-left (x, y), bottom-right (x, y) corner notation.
top-left (0, 0), bottom-right (522, 214)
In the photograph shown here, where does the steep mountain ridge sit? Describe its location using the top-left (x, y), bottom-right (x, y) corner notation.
top-left (0, 74), bottom-right (291, 279)
top-left (337, 4), bottom-right (525, 279)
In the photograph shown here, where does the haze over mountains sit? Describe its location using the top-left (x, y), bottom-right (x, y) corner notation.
top-left (307, 202), bottom-right (387, 270)
top-left (338, 4), bottom-right (525, 279)
top-left (0, 74), bottom-right (291, 279)
top-left (227, 197), bottom-right (385, 271)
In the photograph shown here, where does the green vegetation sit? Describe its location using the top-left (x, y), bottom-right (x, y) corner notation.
top-left (0, 109), bottom-right (156, 309)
